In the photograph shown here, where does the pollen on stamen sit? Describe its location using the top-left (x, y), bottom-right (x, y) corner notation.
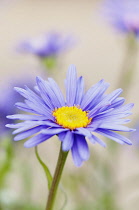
top-left (53, 106), bottom-right (92, 130)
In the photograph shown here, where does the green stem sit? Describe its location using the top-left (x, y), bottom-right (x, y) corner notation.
top-left (118, 33), bottom-right (138, 96)
top-left (40, 56), bottom-right (57, 71)
top-left (45, 144), bottom-right (68, 210)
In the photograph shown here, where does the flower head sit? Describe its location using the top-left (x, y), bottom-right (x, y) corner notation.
top-left (6, 65), bottom-right (134, 166)
top-left (17, 32), bottom-right (75, 58)
top-left (102, 0), bottom-right (139, 36)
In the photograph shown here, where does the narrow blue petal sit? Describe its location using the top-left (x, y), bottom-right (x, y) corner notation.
top-left (58, 132), bottom-right (67, 142)
top-left (48, 78), bottom-right (65, 107)
top-left (89, 133), bottom-right (106, 147)
top-left (14, 126), bottom-right (45, 141)
top-left (76, 135), bottom-right (90, 160)
top-left (24, 133), bottom-right (52, 148)
top-left (96, 129), bottom-right (132, 145)
top-left (94, 111), bottom-right (132, 121)
top-left (15, 86), bottom-right (47, 112)
top-left (12, 122), bottom-right (48, 134)
top-left (93, 108), bottom-right (114, 118)
top-left (14, 87), bottom-right (30, 100)
top-left (62, 131), bottom-right (74, 151)
top-left (81, 80), bottom-right (109, 110)
top-left (89, 88), bottom-right (123, 117)
top-left (11, 120), bottom-right (59, 135)
top-left (92, 117), bottom-right (131, 126)
top-left (7, 114), bottom-right (48, 121)
top-left (24, 100), bottom-right (53, 119)
top-left (15, 102), bottom-right (34, 113)
top-left (113, 103), bottom-right (134, 113)
top-left (109, 119), bottom-right (131, 124)
top-left (76, 127), bottom-right (92, 138)
top-left (66, 64), bottom-right (77, 106)
top-left (106, 97), bottom-right (125, 109)
top-left (42, 120), bottom-right (61, 128)
top-left (41, 127), bottom-right (68, 135)
top-left (71, 138), bottom-right (83, 167)
top-left (36, 77), bottom-right (55, 109)
top-left (6, 123), bottom-right (22, 129)
top-left (37, 77), bottom-right (65, 108)
top-left (74, 76), bottom-right (84, 105)
top-left (99, 123), bottom-right (135, 132)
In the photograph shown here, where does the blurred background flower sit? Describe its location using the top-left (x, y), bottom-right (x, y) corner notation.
top-left (100, 0), bottom-right (139, 96)
top-left (102, 0), bottom-right (139, 36)
top-left (17, 32), bottom-right (76, 70)
top-left (0, 76), bottom-right (34, 137)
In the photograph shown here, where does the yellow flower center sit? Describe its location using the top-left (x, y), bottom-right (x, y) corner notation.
top-left (53, 106), bottom-right (92, 130)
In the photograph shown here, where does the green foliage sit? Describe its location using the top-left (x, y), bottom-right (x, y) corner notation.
top-left (0, 137), bottom-right (14, 188)
top-left (35, 146), bottom-right (52, 190)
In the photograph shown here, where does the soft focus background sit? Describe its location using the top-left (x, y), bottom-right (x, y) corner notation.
top-left (0, 0), bottom-right (139, 210)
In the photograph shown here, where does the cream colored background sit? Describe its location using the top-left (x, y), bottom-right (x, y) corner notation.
top-left (1, 0), bottom-right (139, 209)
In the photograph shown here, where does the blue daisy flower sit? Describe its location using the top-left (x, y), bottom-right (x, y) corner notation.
top-left (102, 0), bottom-right (139, 36)
top-left (6, 65), bottom-right (134, 166)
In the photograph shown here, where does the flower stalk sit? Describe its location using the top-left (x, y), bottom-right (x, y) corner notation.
top-left (46, 144), bottom-right (68, 210)
top-left (118, 33), bottom-right (138, 95)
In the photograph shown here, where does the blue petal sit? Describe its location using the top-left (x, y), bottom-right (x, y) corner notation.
top-left (11, 121), bottom-right (55, 134)
top-left (113, 103), bottom-right (134, 113)
top-left (15, 102), bottom-right (34, 113)
top-left (24, 99), bottom-right (53, 118)
top-left (58, 132), bottom-right (67, 142)
top-left (76, 135), bottom-right (90, 160)
top-left (89, 133), bottom-right (106, 147)
top-left (36, 77), bottom-right (55, 109)
top-left (89, 88), bottom-right (123, 117)
top-left (71, 138), bottom-right (83, 167)
top-left (98, 123), bottom-right (135, 132)
top-left (7, 114), bottom-right (48, 121)
top-left (12, 123), bottom-right (46, 134)
top-left (74, 76), bottom-right (84, 105)
top-left (81, 80), bottom-right (109, 110)
top-left (94, 110), bottom-right (132, 121)
top-left (14, 125), bottom-right (45, 141)
top-left (24, 133), bottom-right (52, 148)
top-left (41, 127), bottom-right (68, 135)
top-left (62, 131), bottom-right (74, 151)
top-left (48, 78), bottom-right (65, 107)
top-left (15, 86), bottom-right (50, 114)
top-left (76, 127), bottom-right (92, 138)
top-left (66, 64), bottom-right (77, 106)
top-left (96, 128), bottom-right (132, 145)
top-left (106, 97), bottom-right (125, 109)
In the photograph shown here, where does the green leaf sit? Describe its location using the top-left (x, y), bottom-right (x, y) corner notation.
top-left (35, 146), bottom-right (52, 189)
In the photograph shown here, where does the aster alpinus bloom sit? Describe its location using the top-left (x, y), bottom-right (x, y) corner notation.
top-left (17, 32), bottom-right (75, 58)
top-left (102, 0), bottom-right (139, 36)
top-left (6, 65), bottom-right (134, 167)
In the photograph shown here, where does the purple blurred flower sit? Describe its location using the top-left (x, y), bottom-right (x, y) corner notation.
top-left (17, 32), bottom-right (75, 58)
top-left (6, 65), bottom-right (134, 167)
top-left (0, 77), bottom-right (34, 136)
top-left (102, 0), bottom-right (139, 36)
